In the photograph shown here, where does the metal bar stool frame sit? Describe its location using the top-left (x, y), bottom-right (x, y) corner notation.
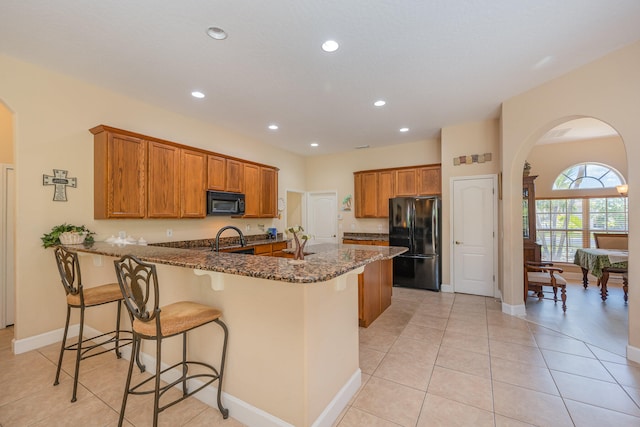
top-left (113, 254), bottom-right (229, 427)
top-left (53, 246), bottom-right (139, 402)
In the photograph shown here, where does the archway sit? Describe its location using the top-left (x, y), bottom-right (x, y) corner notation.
top-left (521, 117), bottom-right (629, 354)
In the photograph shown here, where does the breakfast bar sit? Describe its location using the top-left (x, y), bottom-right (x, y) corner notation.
top-left (64, 241), bottom-right (406, 427)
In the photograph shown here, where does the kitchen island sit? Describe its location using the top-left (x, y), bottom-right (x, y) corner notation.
top-left (65, 241), bottom-right (406, 427)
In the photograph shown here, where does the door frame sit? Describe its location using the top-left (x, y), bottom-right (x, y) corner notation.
top-left (1, 163), bottom-right (15, 328)
top-left (450, 174), bottom-right (499, 298)
top-left (285, 189), bottom-right (307, 233)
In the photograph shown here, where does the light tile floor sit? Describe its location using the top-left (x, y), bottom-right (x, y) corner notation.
top-left (1, 285), bottom-right (639, 426)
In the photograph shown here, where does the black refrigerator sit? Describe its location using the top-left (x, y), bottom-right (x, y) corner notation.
top-left (389, 196), bottom-right (441, 291)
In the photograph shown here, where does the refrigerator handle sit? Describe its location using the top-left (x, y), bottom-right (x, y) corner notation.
top-left (410, 200), bottom-right (416, 252)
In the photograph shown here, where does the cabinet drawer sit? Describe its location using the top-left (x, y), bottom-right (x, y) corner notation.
top-left (253, 243), bottom-right (273, 255)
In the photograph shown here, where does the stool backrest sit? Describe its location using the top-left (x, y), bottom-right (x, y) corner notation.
top-left (114, 255), bottom-right (159, 323)
top-left (54, 246), bottom-right (82, 297)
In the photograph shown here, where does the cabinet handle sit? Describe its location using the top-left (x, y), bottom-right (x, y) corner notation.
top-left (455, 241), bottom-right (463, 245)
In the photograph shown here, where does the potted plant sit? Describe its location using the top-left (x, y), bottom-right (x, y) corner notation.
top-left (523, 160), bottom-right (532, 176)
top-left (41, 223), bottom-right (95, 248)
top-left (286, 225), bottom-right (311, 261)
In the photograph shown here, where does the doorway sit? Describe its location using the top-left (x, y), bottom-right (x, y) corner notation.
top-left (522, 117), bottom-right (628, 355)
top-left (451, 175), bottom-right (498, 297)
top-left (285, 190), bottom-right (306, 232)
top-left (1, 164), bottom-right (15, 328)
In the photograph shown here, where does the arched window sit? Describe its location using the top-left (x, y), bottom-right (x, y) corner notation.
top-left (552, 162), bottom-right (625, 190)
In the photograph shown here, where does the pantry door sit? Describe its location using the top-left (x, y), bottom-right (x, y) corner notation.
top-left (307, 191), bottom-right (338, 244)
top-left (451, 175), bottom-right (497, 297)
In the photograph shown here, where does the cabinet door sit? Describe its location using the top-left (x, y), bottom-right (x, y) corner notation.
top-left (361, 172), bottom-right (378, 217)
top-left (395, 168), bottom-right (417, 196)
top-left (377, 170), bottom-right (395, 217)
top-left (354, 173), bottom-right (363, 217)
top-left (226, 159), bottom-right (243, 193)
top-left (260, 167), bottom-right (278, 218)
top-left (102, 132), bottom-right (147, 218)
top-left (417, 166), bottom-right (441, 195)
top-left (147, 142), bottom-right (180, 218)
top-left (207, 154), bottom-right (226, 191)
top-left (180, 149), bottom-right (207, 218)
top-left (243, 163), bottom-right (260, 217)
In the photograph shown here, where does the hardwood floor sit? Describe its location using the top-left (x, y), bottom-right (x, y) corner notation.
top-left (524, 276), bottom-right (629, 356)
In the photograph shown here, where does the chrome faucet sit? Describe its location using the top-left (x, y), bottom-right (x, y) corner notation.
top-left (214, 226), bottom-right (246, 252)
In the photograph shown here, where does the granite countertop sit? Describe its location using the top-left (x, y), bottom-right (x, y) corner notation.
top-left (63, 241), bottom-right (407, 284)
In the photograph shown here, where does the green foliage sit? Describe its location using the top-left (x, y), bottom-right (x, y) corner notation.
top-left (41, 223), bottom-right (95, 248)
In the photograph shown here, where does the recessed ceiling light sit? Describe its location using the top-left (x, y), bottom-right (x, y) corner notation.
top-left (374, 100), bottom-right (386, 107)
top-left (310, 142), bottom-right (319, 147)
top-left (206, 27), bottom-right (228, 40)
top-left (399, 127), bottom-right (409, 132)
top-left (191, 91), bottom-right (205, 99)
top-left (321, 40), bottom-right (339, 52)
top-left (268, 124), bottom-right (279, 130)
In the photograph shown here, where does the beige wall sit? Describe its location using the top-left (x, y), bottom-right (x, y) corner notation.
top-left (0, 101), bottom-right (13, 163)
top-left (528, 135), bottom-right (627, 199)
top-left (501, 41), bottom-right (639, 350)
top-left (305, 139), bottom-right (441, 235)
top-left (441, 119), bottom-right (501, 286)
top-left (0, 54), bottom-right (306, 339)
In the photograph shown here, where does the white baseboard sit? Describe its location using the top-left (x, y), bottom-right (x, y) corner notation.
top-left (440, 283), bottom-right (453, 293)
top-left (627, 344), bottom-right (640, 364)
top-left (12, 325), bottom-right (357, 427)
top-left (13, 324), bottom-right (80, 354)
top-left (502, 302), bottom-right (526, 316)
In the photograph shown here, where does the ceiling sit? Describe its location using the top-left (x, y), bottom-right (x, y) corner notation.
top-left (1, 1), bottom-right (639, 156)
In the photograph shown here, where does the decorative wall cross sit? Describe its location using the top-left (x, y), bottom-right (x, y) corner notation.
top-left (43, 169), bottom-right (77, 201)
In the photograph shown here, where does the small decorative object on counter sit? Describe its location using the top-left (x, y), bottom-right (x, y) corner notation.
top-left (41, 223), bottom-right (95, 248)
top-left (287, 225), bottom-right (310, 261)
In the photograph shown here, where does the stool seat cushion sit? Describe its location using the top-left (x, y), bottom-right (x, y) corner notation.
top-left (67, 283), bottom-right (123, 307)
top-left (134, 301), bottom-right (222, 338)
top-left (527, 271), bottom-right (567, 286)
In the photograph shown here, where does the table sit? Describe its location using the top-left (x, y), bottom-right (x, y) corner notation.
top-left (573, 248), bottom-right (628, 301)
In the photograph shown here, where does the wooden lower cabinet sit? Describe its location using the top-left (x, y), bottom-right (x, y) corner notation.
top-left (358, 258), bottom-right (393, 327)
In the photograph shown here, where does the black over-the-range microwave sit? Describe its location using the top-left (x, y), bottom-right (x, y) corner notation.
top-left (206, 191), bottom-right (246, 215)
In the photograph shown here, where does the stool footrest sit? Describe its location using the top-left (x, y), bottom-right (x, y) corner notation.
top-left (128, 361), bottom-right (222, 413)
top-left (63, 330), bottom-right (134, 360)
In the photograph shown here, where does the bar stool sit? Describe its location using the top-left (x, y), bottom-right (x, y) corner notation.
top-left (113, 254), bottom-right (229, 427)
top-left (53, 246), bottom-right (137, 402)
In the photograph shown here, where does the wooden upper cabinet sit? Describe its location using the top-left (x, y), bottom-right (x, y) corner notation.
top-left (354, 164), bottom-right (441, 218)
top-left (147, 141), bottom-right (180, 218)
top-left (91, 125), bottom-right (278, 219)
top-left (226, 159), bottom-right (243, 193)
top-left (180, 149), bottom-right (207, 218)
top-left (417, 166), bottom-right (441, 195)
top-left (92, 126), bottom-right (147, 219)
top-left (260, 167), bottom-right (278, 218)
top-left (207, 154), bottom-right (226, 191)
top-left (377, 170), bottom-right (395, 217)
top-left (395, 168), bottom-right (417, 196)
top-left (361, 172), bottom-right (378, 217)
top-left (354, 173), bottom-right (363, 217)
top-left (242, 163), bottom-right (261, 217)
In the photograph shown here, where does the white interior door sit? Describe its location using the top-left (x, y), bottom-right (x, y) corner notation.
top-left (451, 175), bottom-right (497, 297)
top-left (1, 164), bottom-right (15, 327)
top-left (307, 191), bottom-right (338, 245)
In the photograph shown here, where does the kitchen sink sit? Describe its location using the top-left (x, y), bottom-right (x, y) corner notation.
top-left (224, 247), bottom-right (255, 255)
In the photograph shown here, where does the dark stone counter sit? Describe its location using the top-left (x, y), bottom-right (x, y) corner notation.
top-left (63, 241), bottom-right (406, 284)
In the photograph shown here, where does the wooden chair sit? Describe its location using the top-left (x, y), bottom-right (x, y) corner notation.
top-left (113, 255), bottom-right (229, 427)
top-left (594, 233), bottom-right (628, 250)
top-left (53, 246), bottom-right (136, 402)
top-left (524, 262), bottom-right (567, 312)
top-left (594, 233), bottom-right (628, 300)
